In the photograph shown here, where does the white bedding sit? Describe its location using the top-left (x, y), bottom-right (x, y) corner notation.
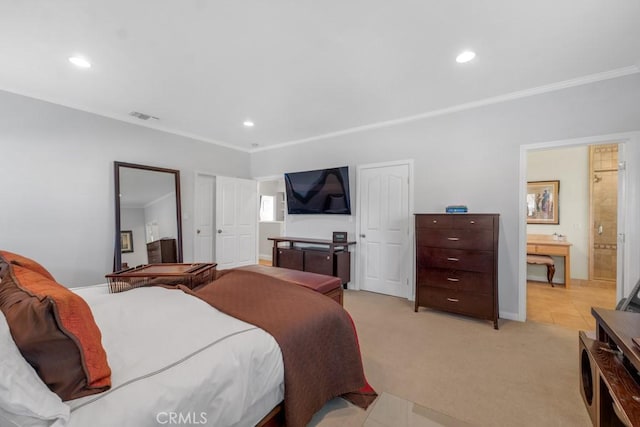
top-left (67, 284), bottom-right (284, 427)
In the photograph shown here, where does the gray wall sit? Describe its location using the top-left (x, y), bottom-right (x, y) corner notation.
top-left (250, 73), bottom-right (640, 319)
top-left (0, 90), bottom-right (250, 286)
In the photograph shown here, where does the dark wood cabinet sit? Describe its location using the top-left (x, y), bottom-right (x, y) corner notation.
top-left (269, 237), bottom-right (355, 286)
top-left (415, 213), bottom-right (499, 329)
top-left (303, 250), bottom-right (334, 276)
top-left (276, 248), bottom-right (304, 271)
top-left (146, 238), bottom-right (177, 264)
top-left (579, 308), bottom-right (640, 426)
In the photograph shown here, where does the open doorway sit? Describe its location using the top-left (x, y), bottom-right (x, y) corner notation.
top-left (257, 178), bottom-right (285, 266)
top-left (525, 143), bottom-right (620, 329)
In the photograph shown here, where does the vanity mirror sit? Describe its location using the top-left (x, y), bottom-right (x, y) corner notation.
top-left (114, 162), bottom-right (183, 271)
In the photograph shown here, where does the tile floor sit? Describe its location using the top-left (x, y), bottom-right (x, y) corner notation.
top-left (310, 393), bottom-right (473, 427)
top-left (526, 278), bottom-right (616, 330)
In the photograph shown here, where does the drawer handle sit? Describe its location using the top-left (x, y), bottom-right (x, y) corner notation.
top-left (447, 278), bottom-right (460, 282)
top-left (470, 220), bottom-right (475, 224)
top-left (447, 237), bottom-right (459, 241)
top-left (279, 250), bottom-right (282, 254)
top-left (447, 298), bottom-right (459, 303)
top-left (432, 220), bottom-right (437, 223)
top-left (326, 256), bottom-right (330, 260)
top-left (447, 257), bottom-right (459, 262)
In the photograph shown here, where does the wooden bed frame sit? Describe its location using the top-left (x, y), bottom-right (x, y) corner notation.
top-left (256, 403), bottom-right (284, 427)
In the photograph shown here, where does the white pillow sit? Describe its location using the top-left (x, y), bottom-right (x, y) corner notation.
top-left (0, 310), bottom-right (70, 426)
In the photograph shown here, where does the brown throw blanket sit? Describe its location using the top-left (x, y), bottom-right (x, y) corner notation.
top-left (188, 269), bottom-right (376, 427)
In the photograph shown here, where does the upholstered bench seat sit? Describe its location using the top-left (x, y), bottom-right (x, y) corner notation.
top-left (527, 254), bottom-right (556, 286)
top-left (234, 264), bottom-right (343, 305)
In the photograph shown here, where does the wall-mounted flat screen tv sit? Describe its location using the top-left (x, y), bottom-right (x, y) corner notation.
top-left (284, 166), bottom-right (351, 214)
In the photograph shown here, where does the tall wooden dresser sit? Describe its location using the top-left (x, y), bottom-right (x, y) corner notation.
top-left (415, 213), bottom-right (499, 329)
top-left (146, 238), bottom-right (177, 264)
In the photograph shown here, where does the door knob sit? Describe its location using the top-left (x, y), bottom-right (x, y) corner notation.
top-left (217, 229), bottom-right (222, 234)
top-left (197, 229), bottom-right (201, 234)
top-left (360, 234), bottom-right (366, 238)
top-left (598, 224), bottom-right (603, 235)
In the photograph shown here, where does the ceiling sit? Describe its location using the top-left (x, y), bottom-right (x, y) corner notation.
top-left (1, 1), bottom-right (639, 152)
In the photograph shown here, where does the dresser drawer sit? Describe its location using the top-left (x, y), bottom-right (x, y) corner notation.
top-left (147, 253), bottom-right (162, 263)
top-left (418, 287), bottom-right (494, 319)
top-left (415, 215), bottom-right (453, 229)
top-left (416, 228), bottom-right (494, 251)
top-left (416, 268), bottom-right (493, 294)
top-left (451, 215), bottom-right (494, 230)
top-left (416, 214), bottom-right (495, 230)
top-left (417, 247), bottom-right (494, 273)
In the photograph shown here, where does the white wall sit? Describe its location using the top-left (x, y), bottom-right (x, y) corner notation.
top-left (145, 192), bottom-right (178, 241)
top-left (251, 73), bottom-right (640, 320)
top-left (258, 222), bottom-right (284, 261)
top-left (527, 146), bottom-right (589, 282)
top-left (0, 90), bottom-right (250, 286)
top-left (120, 207), bottom-right (147, 267)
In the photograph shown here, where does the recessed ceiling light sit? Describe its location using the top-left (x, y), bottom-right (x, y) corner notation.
top-left (68, 56), bottom-right (91, 68)
top-left (251, 143), bottom-right (259, 148)
top-left (456, 51), bottom-right (476, 64)
top-left (243, 120), bottom-right (254, 127)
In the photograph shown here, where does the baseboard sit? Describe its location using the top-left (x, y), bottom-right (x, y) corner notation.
top-left (499, 311), bottom-right (521, 322)
top-left (259, 254), bottom-right (273, 262)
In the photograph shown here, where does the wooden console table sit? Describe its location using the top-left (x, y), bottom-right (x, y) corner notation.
top-left (527, 234), bottom-right (572, 287)
top-left (579, 308), bottom-right (640, 426)
top-left (268, 237), bottom-right (356, 286)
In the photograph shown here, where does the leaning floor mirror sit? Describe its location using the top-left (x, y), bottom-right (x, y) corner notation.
top-left (114, 161), bottom-right (183, 271)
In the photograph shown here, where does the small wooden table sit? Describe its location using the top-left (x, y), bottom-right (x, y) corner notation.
top-left (527, 234), bottom-right (572, 287)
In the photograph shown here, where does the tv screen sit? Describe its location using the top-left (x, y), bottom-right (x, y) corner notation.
top-left (284, 166), bottom-right (351, 215)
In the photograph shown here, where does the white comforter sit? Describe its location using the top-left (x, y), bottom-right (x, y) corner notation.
top-left (68, 284), bottom-right (284, 427)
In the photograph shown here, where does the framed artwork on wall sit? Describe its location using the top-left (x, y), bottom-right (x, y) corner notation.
top-left (526, 180), bottom-right (559, 224)
top-left (120, 230), bottom-right (134, 253)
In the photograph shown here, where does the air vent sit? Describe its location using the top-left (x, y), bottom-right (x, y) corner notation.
top-left (129, 111), bottom-right (159, 121)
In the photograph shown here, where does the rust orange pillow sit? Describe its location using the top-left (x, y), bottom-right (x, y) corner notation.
top-left (0, 250), bottom-right (56, 281)
top-left (0, 255), bottom-right (111, 401)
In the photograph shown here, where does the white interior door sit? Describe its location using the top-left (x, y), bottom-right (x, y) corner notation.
top-left (194, 173), bottom-right (215, 263)
top-left (358, 163), bottom-right (410, 297)
top-left (215, 176), bottom-right (258, 269)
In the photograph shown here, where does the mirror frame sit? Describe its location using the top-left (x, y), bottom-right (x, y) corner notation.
top-left (114, 161), bottom-right (183, 271)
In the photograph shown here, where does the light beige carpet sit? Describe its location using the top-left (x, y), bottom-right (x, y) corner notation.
top-left (310, 290), bottom-right (591, 427)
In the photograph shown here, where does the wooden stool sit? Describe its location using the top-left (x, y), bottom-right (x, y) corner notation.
top-left (527, 254), bottom-right (556, 286)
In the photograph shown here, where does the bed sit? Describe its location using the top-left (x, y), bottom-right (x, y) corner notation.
top-left (0, 251), bottom-right (375, 427)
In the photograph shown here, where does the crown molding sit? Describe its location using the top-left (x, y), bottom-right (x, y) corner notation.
top-left (0, 87), bottom-right (251, 153)
top-left (251, 65), bottom-right (640, 153)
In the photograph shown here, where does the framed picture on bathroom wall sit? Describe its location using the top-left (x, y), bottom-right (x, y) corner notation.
top-left (526, 180), bottom-right (559, 224)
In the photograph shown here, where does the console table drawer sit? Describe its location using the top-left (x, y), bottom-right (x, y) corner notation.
top-left (276, 248), bottom-right (304, 270)
top-left (528, 244), bottom-right (567, 256)
top-left (304, 250), bottom-right (334, 276)
top-left (417, 247), bottom-right (494, 273)
top-left (417, 268), bottom-right (493, 294)
top-left (418, 287), bottom-right (494, 319)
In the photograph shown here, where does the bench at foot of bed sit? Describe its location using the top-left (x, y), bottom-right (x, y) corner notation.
top-left (232, 264), bottom-right (343, 305)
